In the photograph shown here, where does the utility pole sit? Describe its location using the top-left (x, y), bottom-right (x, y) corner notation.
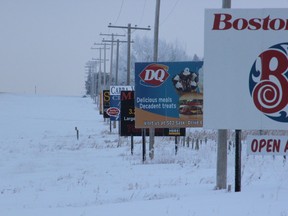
top-left (85, 60), bottom-right (97, 102)
top-left (154, 0), bottom-right (160, 61)
top-left (149, 0), bottom-right (161, 160)
top-left (91, 47), bottom-right (103, 95)
top-left (85, 61), bottom-right (93, 97)
top-left (100, 33), bottom-right (125, 86)
top-left (93, 43), bottom-right (110, 89)
top-left (216, 0), bottom-right (231, 190)
top-left (91, 58), bottom-right (101, 96)
top-left (109, 23), bottom-right (150, 162)
top-left (91, 43), bottom-right (109, 92)
top-left (104, 44), bottom-right (108, 88)
top-left (222, 0), bottom-right (231, 8)
top-left (116, 39), bottom-right (120, 85)
top-left (108, 23), bottom-right (151, 85)
top-left (101, 39), bottom-right (129, 130)
top-left (102, 38), bottom-right (129, 85)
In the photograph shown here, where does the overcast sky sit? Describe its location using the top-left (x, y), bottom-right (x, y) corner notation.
top-left (1, 0), bottom-right (287, 96)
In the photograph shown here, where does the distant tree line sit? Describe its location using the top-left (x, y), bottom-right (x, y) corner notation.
top-left (85, 35), bottom-right (201, 95)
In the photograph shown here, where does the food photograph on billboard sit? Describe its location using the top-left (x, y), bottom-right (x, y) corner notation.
top-left (135, 61), bottom-right (203, 128)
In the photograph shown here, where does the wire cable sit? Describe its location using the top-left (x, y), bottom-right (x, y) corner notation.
top-left (138, 0), bottom-right (147, 25)
top-left (160, 0), bottom-right (180, 26)
top-left (114, 0), bottom-right (124, 24)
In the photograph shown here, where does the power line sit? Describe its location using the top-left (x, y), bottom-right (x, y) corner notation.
top-left (91, 44), bottom-right (110, 90)
top-left (160, 0), bottom-right (180, 26)
top-left (138, 0), bottom-right (147, 25)
top-left (108, 23), bottom-right (151, 85)
top-left (100, 33), bottom-right (126, 86)
top-left (102, 38), bottom-right (130, 85)
top-left (114, 0), bottom-right (125, 24)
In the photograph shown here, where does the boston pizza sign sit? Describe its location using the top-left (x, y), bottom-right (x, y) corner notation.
top-left (204, 9), bottom-right (288, 130)
top-left (249, 42), bottom-right (288, 123)
top-left (212, 13), bottom-right (288, 31)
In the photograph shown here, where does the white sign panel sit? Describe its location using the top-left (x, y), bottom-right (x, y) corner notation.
top-left (204, 9), bottom-right (288, 130)
top-left (247, 135), bottom-right (288, 155)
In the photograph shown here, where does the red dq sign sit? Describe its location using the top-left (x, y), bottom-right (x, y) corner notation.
top-left (139, 64), bottom-right (170, 87)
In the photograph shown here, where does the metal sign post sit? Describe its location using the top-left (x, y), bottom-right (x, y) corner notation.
top-left (235, 129), bottom-right (241, 192)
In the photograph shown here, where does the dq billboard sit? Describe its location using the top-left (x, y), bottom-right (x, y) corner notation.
top-left (204, 9), bottom-right (288, 130)
top-left (135, 61), bottom-right (203, 128)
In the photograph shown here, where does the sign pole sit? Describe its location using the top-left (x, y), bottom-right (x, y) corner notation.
top-left (148, 0), bottom-right (161, 160)
top-left (175, 136), bottom-right (178, 155)
top-left (216, 129), bottom-right (227, 189)
top-left (216, 0), bottom-right (231, 190)
top-left (109, 119), bottom-right (112, 133)
top-left (131, 135), bottom-right (134, 155)
top-left (235, 129), bottom-right (241, 192)
top-left (142, 129), bottom-right (146, 162)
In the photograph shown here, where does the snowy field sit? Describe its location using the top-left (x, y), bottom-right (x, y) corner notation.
top-left (0, 93), bottom-right (287, 216)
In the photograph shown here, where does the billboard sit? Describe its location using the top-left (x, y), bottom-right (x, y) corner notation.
top-left (102, 90), bottom-right (110, 118)
top-left (204, 9), bottom-right (288, 130)
top-left (120, 91), bottom-right (185, 136)
top-left (135, 61), bottom-right (203, 128)
top-left (109, 85), bottom-right (134, 121)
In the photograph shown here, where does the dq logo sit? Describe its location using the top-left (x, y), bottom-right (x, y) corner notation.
top-left (139, 64), bottom-right (169, 87)
top-left (249, 42), bottom-right (288, 122)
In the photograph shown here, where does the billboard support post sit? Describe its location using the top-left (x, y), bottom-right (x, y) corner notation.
top-left (235, 129), bottom-right (241, 192)
top-left (175, 136), bottom-right (178, 155)
top-left (109, 120), bottom-right (112, 133)
top-left (216, 0), bottom-right (231, 191)
top-left (131, 135), bottom-right (134, 155)
top-left (142, 129), bottom-right (146, 162)
top-left (216, 129), bottom-right (227, 189)
top-left (149, 0), bottom-right (161, 160)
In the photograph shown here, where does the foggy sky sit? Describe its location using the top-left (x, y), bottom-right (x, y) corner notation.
top-left (0, 0), bottom-right (287, 96)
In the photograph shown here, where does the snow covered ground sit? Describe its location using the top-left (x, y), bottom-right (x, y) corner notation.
top-left (0, 93), bottom-right (287, 216)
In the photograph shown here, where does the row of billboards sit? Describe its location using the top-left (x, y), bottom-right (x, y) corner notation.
top-left (102, 88), bottom-right (185, 137)
top-left (103, 61), bottom-right (204, 131)
top-left (100, 8), bottom-right (288, 155)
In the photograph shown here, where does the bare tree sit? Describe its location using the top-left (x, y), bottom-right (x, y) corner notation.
top-left (115, 35), bottom-right (199, 85)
